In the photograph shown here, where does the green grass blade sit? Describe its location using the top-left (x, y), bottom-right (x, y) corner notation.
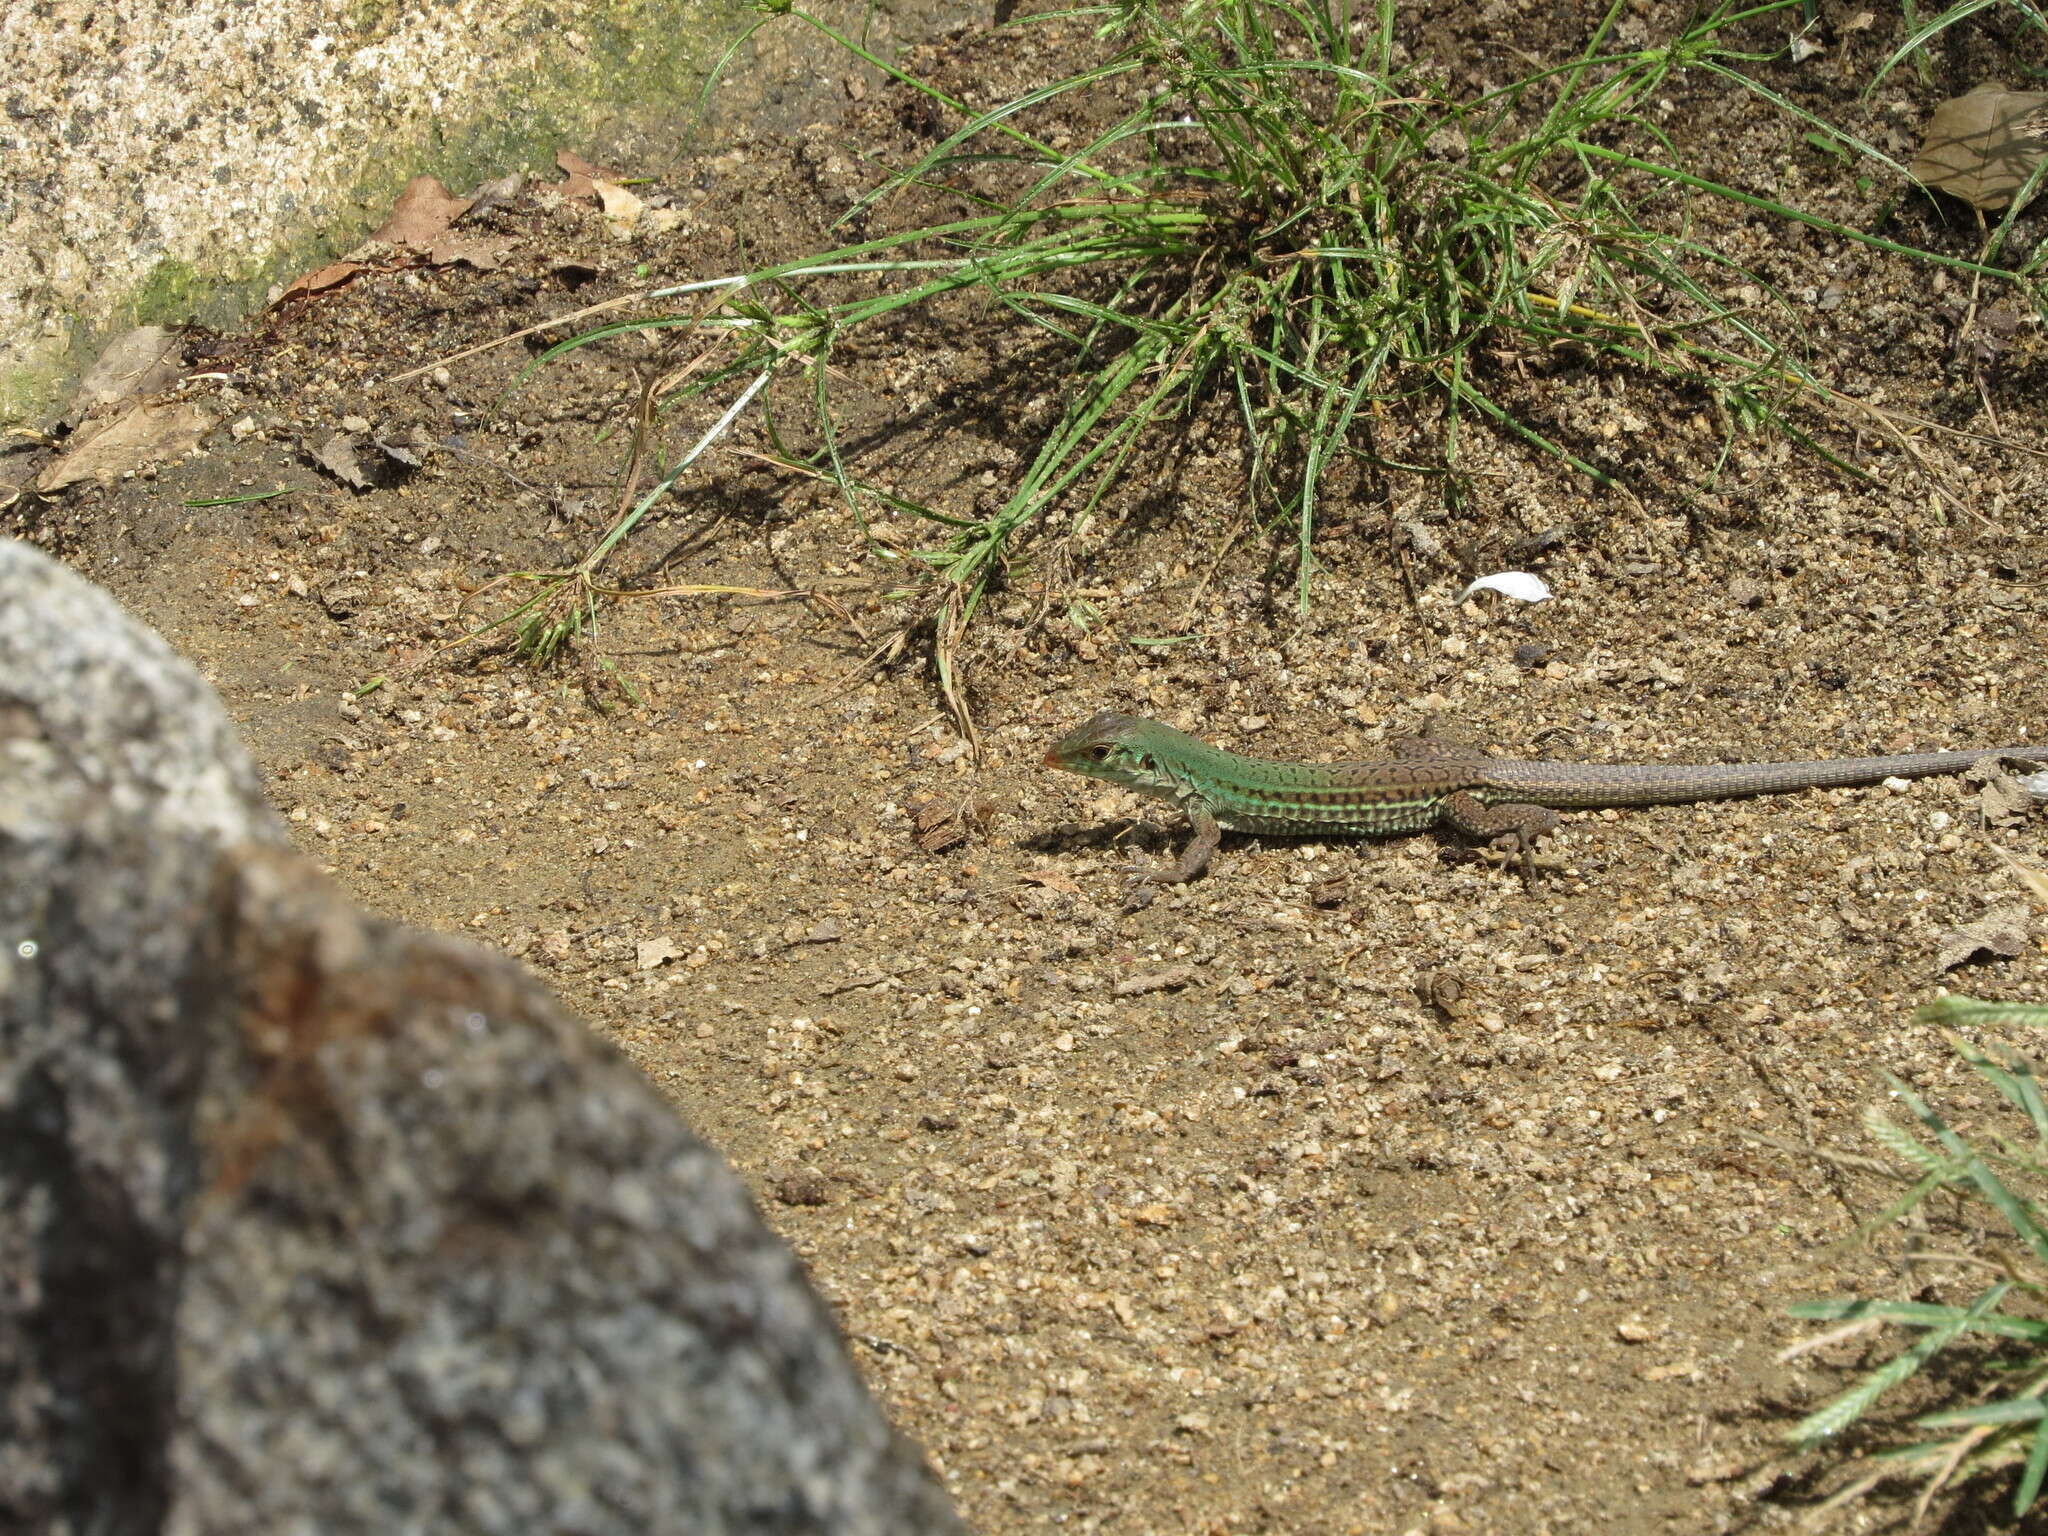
top-left (1918, 1399), bottom-right (2048, 1429)
top-left (1787, 1283), bottom-right (2013, 1446)
top-left (1919, 998), bottom-right (2048, 1031)
top-left (1787, 1297), bottom-right (2048, 1344)
top-left (2020, 1415), bottom-right (2048, 1515)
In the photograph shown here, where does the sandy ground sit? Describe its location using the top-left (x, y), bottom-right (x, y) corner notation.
top-left (10, 5), bottom-right (2048, 1531)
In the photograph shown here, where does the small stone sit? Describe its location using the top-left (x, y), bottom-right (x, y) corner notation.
top-left (771, 1169), bottom-right (832, 1207)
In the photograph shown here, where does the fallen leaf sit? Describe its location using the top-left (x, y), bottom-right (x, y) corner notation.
top-left (68, 326), bottom-right (181, 421)
top-left (1910, 84), bottom-right (2048, 210)
top-left (465, 172), bottom-right (526, 218)
top-left (555, 149), bottom-right (618, 202)
top-left (908, 794), bottom-right (995, 854)
top-left (635, 936), bottom-right (682, 970)
top-left (1018, 868), bottom-right (1082, 894)
top-left (424, 233), bottom-right (509, 270)
top-left (371, 175), bottom-right (473, 247)
top-left (1980, 773), bottom-right (2040, 827)
top-left (273, 260), bottom-right (362, 305)
top-left (37, 402), bottom-right (214, 491)
top-left (1935, 905), bottom-right (2031, 972)
top-left (312, 434), bottom-right (371, 490)
top-left (1114, 965), bottom-right (1198, 997)
top-left (595, 178), bottom-right (644, 237)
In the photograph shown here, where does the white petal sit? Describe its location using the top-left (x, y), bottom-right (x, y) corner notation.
top-left (1456, 570), bottom-right (1553, 605)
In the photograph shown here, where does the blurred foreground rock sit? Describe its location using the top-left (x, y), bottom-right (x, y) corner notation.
top-left (0, 538), bottom-right (961, 1535)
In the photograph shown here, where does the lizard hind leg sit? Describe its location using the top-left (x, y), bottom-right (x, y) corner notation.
top-left (1442, 791), bottom-right (1560, 886)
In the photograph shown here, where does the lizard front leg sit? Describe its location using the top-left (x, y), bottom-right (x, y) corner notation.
top-left (1443, 791), bottom-right (1559, 885)
top-left (1123, 800), bottom-right (1222, 885)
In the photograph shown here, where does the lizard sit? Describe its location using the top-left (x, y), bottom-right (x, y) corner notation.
top-left (1043, 709), bottom-right (2040, 884)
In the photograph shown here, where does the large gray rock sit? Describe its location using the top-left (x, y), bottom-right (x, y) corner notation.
top-left (0, 538), bottom-right (962, 1536)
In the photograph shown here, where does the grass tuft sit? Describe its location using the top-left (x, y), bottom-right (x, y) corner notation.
top-left (498, 0), bottom-right (2044, 732)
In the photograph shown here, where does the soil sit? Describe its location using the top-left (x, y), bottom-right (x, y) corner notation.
top-left (10, 4), bottom-right (2048, 1532)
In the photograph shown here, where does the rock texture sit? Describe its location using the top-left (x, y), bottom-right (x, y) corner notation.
top-left (0, 538), bottom-right (961, 1536)
top-left (0, 0), bottom-right (988, 425)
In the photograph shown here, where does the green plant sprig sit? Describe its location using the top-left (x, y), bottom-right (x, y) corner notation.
top-left (1785, 1000), bottom-right (2048, 1522)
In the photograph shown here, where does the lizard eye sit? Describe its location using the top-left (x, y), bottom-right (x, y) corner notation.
top-left (1087, 744), bottom-right (1113, 762)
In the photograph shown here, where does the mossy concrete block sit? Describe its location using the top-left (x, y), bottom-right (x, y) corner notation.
top-left (0, 0), bottom-right (954, 426)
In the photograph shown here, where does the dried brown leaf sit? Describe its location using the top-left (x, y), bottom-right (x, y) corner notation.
top-left (1934, 904), bottom-right (2031, 971)
top-left (424, 234), bottom-right (510, 271)
top-left (1018, 868), bottom-right (1082, 894)
top-left (67, 326), bottom-right (181, 421)
top-left (371, 175), bottom-right (472, 247)
top-left (1910, 84), bottom-right (2048, 210)
top-left (273, 260), bottom-right (363, 305)
top-left (1113, 965), bottom-right (1198, 997)
top-left (554, 149), bottom-right (618, 203)
top-left (36, 402), bottom-right (214, 491)
top-left (311, 434), bottom-right (371, 491)
top-left (594, 178), bottom-right (644, 238)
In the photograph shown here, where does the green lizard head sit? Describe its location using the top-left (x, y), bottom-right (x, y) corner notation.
top-left (1043, 710), bottom-right (1178, 794)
